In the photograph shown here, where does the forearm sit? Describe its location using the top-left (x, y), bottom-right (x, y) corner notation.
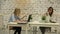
top-left (50, 20), bottom-right (56, 23)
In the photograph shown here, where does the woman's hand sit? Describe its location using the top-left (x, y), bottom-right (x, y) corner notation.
top-left (16, 19), bottom-right (27, 23)
top-left (50, 20), bottom-right (56, 23)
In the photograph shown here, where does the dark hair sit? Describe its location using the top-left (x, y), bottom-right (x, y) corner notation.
top-left (48, 7), bottom-right (53, 17)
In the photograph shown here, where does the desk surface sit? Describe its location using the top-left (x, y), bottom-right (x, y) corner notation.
top-left (8, 22), bottom-right (27, 25)
top-left (8, 22), bottom-right (60, 26)
top-left (28, 21), bottom-right (60, 26)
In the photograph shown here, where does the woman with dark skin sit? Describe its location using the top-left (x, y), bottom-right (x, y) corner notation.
top-left (40, 7), bottom-right (56, 34)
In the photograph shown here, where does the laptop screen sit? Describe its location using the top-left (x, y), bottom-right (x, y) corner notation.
top-left (27, 14), bottom-right (32, 22)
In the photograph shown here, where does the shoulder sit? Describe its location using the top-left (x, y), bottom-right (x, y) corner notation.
top-left (51, 12), bottom-right (57, 18)
top-left (10, 14), bottom-right (15, 19)
top-left (52, 11), bottom-right (57, 16)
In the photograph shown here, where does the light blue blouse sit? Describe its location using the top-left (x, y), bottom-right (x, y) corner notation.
top-left (9, 14), bottom-right (20, 22)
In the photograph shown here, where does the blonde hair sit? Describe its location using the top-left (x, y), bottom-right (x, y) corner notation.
top-left (14, 8), bottom-right (21, 16)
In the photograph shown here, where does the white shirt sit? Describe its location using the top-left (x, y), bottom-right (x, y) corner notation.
top-left (40, 12), bottom-right (57, 23)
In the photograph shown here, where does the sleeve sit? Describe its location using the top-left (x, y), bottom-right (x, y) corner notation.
top-left (17, 16), bottom-right (20, 20)
top-left (9, 14), bottom-right (15, 22)
top-left (15, 16), bottom-right (20, 20)
top-left (50, 14), bottom-right (57, 23)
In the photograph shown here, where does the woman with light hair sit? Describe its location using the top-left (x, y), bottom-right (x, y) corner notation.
top-left (9, 8), bottom-right (26, 34)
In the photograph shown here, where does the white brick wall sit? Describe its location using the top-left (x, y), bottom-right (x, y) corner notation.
top-left (0, 0), bottom-right (60, 25)
top-left (0, 0), bottom-right (60, 27)
top-left (0, 0), bottom-right (60, 34)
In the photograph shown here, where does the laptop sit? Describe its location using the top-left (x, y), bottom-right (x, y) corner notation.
top-left (17, 14), bottom-right (32, 24)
